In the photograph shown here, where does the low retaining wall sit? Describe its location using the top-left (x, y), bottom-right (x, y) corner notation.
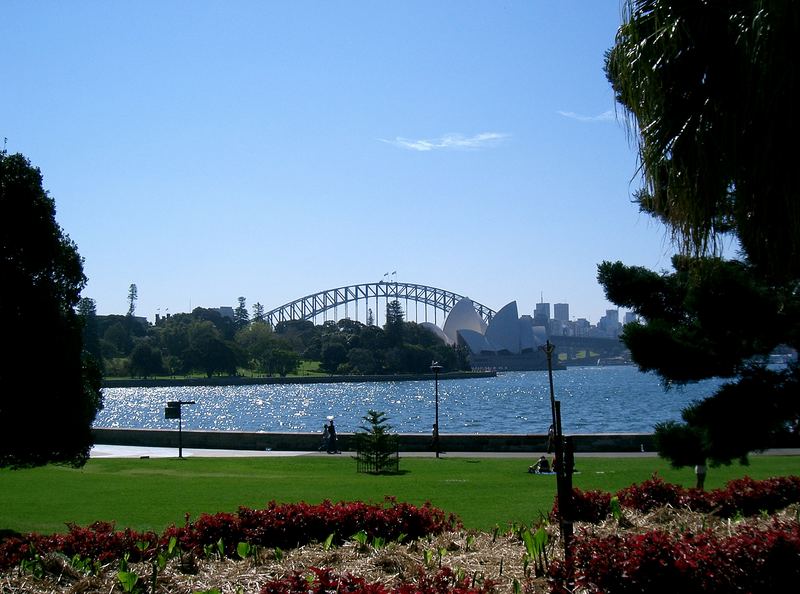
top-left (92, 428), bottom-right (656, 453)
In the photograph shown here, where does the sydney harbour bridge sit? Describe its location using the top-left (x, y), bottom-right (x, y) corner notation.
top-left (262, 281), bottom-right (627, 361)
top-left (263, 281), bottom-right (495, 328)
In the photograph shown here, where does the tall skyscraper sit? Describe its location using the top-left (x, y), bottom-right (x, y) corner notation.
top-left (534, 302), bottom-right (551, 319)
top-left (554, 303), bottom-right (569, 322)
top-left (533, 301), bottom-right (550, 327)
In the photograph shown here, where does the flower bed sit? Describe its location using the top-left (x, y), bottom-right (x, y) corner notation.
top-left (0, 498), bottom-right (458, 570)
top-left (554, 475), bottom-right (800, 523)
top-left (548, 519), bottom-right (800, 593)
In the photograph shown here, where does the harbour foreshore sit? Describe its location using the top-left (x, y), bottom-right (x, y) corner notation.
top-left (101, 370), bottom-right (496, 389)
top-left (92, 428), bottom-right (656, 453)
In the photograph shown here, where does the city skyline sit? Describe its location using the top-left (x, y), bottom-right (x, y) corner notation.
top-left (2, 2), bottom-right (707, 325)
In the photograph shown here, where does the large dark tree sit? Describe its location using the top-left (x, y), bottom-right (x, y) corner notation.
top-left (601, 0), bottom-right (800, 466)
top-left (0, 152), bottom-right (103, 468)
top-left (183, 320), bottom-right (240, 377)
top-left (605, 0), bottom-right (800, 282)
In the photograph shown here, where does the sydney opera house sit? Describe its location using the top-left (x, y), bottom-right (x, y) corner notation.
top-left (421, 298), bottom-right (556, 370)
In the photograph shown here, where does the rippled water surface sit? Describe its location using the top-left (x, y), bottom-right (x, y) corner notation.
top-left (95, 366), bottom-right (724, 434)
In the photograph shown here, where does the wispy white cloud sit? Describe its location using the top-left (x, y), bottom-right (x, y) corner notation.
top-left (380, 132), bottom-right (509, 151)
top-left (557, 110), bottom-right (615, 123)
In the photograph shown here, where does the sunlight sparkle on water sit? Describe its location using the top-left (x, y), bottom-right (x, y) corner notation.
top-left (96, 367), bottom-right (723, 434)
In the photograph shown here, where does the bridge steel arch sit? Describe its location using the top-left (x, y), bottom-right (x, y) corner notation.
top-left (263, 282), bottom-right (496, 328)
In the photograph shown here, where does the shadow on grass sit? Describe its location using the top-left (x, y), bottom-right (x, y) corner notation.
top-left (0, 528), bottom-right (21, 540)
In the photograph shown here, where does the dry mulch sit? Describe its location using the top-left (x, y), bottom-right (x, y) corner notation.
top-left (3, 504), bottom-right (798, 594)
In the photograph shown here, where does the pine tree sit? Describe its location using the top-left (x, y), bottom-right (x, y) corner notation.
top-left (234, 296), bottom-right (250, 330)
top-left (355, 410), bottom-right (398, 474)
top-left (127, 283), bottom-right (138, 316)
top-left (252, 302), bottom-right (266, 324)
top-left (384, 300), bottom-right (404, 346)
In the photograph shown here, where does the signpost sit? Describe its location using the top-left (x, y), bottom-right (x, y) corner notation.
top-left (165, 400), bottom-right (195, 458)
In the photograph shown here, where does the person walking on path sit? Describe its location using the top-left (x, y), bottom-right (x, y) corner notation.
top-left (327, 419), bottom-right (340, 454)
top-left (318, 424), bottom-right (329, 452)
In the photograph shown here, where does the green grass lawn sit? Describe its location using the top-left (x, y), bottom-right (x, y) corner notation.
top-left (1, 455), bottom-right (797, 535)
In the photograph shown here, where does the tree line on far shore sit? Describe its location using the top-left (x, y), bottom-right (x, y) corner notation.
top-left (78, 296), bottom-right (470, 379)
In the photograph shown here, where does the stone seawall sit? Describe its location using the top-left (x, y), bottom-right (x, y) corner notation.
top-left (92, 428), bottom-right (655, 453)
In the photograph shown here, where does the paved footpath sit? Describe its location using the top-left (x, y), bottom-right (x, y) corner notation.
top-left (90, 444), bottom-right (800, 459)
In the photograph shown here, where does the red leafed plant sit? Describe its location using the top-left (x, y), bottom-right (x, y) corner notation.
top-left (553, 475), bottom-right (800, 524)
top-left (548, 519), bottom-right (800, 594)
top-left (0, 498), bottom-right (459, 570)
top-left (551, 488), bottom-right (612, 523)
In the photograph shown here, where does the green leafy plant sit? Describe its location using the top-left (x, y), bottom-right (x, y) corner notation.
top-left (465, 534), bottom-right (475, 551)
top-left (202, 538), bottom-right (225, 560)
top-left (19, 553), bottom-right (44, 579)
top-left (117, 570), bottom-right (140, 593)
top-left (70, 553), bottom-right (101, 576)
top-left (322, 532), bottom-right (335, 551)
top-left (236, 542), bottom-right (251, 560)
top-left (437, 546), bottom-right (447, 568)
top-left (423, 549), bottom-right (434, 567)
top-left (351, 530), bottom-right (369, 549)
top-left (610, 496), bottom-right (623, 522)
top-left (157, 535), bottom-right (179, 571)
top-left (119, 552), bottom-right (131, 573)
top-left (521, 526), bottom-right (549, 577)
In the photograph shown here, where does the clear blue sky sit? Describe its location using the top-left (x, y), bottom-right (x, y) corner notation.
top-left (2, 1), bottom-right (678, 325)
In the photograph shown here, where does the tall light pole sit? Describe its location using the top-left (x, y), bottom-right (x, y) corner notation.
top-left (430, 361), bottom-right (443, 458)
top-left (542, 340), bottom-right (557, 433)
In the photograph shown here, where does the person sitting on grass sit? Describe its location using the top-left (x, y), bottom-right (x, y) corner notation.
top-left (528, 455), bottom-right (550, 474)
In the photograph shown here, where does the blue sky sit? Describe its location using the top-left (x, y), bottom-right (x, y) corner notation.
top-left (2, 1), bottom-right (678, 325)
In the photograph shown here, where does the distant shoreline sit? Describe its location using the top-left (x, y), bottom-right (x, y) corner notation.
top-left (101, 370), bottom-right (497, 389)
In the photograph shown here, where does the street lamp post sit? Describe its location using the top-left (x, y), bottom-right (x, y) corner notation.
top-left (430, 361), bottom-right (443, 458)
top-left (542, 340), bottom-right (557, 433)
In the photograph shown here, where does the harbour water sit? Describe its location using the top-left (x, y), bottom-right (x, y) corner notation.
top-left (95, 366), bottom-right (725, 435)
